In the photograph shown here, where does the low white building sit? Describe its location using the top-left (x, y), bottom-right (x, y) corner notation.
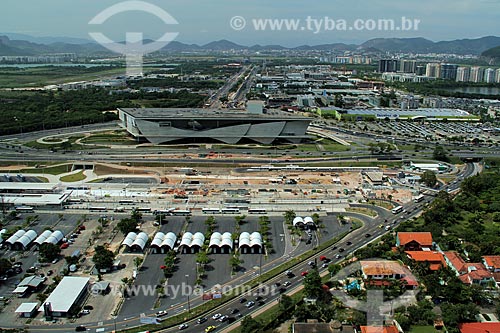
top-left (43, 277), bottom-right (89, 317)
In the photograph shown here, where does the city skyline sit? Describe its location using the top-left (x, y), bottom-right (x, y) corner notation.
top-left (1, 0), bottom-right (499, 47)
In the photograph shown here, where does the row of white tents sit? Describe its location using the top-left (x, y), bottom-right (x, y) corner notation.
top-left (292, 216), bottom-right (316, 228)
top-left (3, 229), bottom-right (64, 250)
top-left (124, 231), bottom-right (263, 254)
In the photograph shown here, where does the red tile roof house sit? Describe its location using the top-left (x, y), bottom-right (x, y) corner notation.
top-left (396, 232), bottom-right (433, 251)
top-left (405, 251), bottom-right (447, 271)
top-left (360, 260), bottom-right (418, 288)
top-left (459, 322), bottom-right (500, 333)
top-left (444, 251), bottom-right (495, 286)
top-left (482, 256), bottom-right (500, 273)
top-left (360, 325), bottom-right (399, 333)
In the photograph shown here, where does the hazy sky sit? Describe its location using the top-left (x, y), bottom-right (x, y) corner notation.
top-left (1, 0), bottom-right (499, 46)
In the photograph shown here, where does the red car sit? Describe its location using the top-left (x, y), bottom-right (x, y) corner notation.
top-left (160, 265), bottom-right (167, 270)
top-left (60, 243), bottom-right (69, 249)
top-left (319, 256), bottom-right (328, 261)
top-left (301, 271), bottom-right (309, 276)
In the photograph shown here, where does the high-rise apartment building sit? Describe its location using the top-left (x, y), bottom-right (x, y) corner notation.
top-left (440, 64), bottom-right (458, 80)
top-left (400, 60), bottom-right (417, 73)
top-left (456, 67), bottom-right (471, 82)
top-left (378, 59), bottom-right (399, 73)
top-left (425, 63), bottom-right (441, 78)
top-left (484, 68), bottom-right (495, 83)
top-left (469, 66), bottom-right (484, 83)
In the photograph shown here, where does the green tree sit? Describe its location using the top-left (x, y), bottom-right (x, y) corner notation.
top-left (240, 315), bottom-right (261, 333)
top-left (92, 245), bottom-right (115, 270)
top-left (196, 251), bottom-right (210, 266)
top-left (283, 210), bottom-right (296, 225)
top-left (303, 269), bottom-right (323, 299)
top-left (39, 243), bottom-right (61, 262)
top-left (0, 258), bottom-right (12, 276)
top-left (441, 303), bottom-right (479, 330)
top-left (433, 145), bottom-right (450, 162)
top-left (279, 294), bottom-right (294, 312)
top-left (155, 214), bottom-right (167, 225)
top-left (421, 170), bottom-right (438, 187)
top-left (334, 94), bottom-right (345, 108)
top-left (117, 217), bottom-right (138, 235)
top-left (134, 257), bottom-right (144, 269)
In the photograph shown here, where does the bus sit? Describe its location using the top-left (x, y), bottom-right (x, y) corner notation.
top-left (67, 186), bottom-right (89, 191)
top-left (413, 194), bottom-right (425, 203)
top-left (171, 209), bottom-right (191, 216)
top-left (202, 208), bottom-right (221, 214)
top-left (15, 206), bottom-right (34, 213)
top-left (391, 206), bottom-right (404, 214)
top-left (221, 208), bottom-right (240, 214)
top-left (89, 207), bottom-right (107, 212)
top-left (248, 208), bottom-right (266, 214)
top-left (153, 209), bottom-right (174, 215)
top-left (119, 200), bottom-right (135, 205)
top-left (66, 198), bottom-right (84, 204)
top-left (135, 207), bottom-right (152, 213)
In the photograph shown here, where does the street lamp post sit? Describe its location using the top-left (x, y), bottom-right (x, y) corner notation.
top-left (185, 274), bottom-right (191, 313)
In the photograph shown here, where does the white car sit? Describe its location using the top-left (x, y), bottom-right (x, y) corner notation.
top-left (179, 323), bottom-right (188, 330)
top-left (212, 313), bottom-right (222, 320)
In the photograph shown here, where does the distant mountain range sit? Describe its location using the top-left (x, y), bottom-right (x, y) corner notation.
top-left (1, 34), bottom-right (500, 56)
top-left (481, 45), bottom-right (500, 65)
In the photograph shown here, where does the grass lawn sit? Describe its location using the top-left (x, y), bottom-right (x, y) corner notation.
top-left (346, 207), bottom-right (378, 217)
top-left (60, 170), bottom-right (86, 182)
top-left (367, 199), bottom-right (394, 210)
top-left (6, 164), bottom-right (74, 175)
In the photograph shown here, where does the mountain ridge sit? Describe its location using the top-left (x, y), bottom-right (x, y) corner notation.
top-left (1, 35), bottom-right (499, 56)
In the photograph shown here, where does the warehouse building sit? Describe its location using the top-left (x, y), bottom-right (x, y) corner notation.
top-left (43, 277), bottom-right (90, 318)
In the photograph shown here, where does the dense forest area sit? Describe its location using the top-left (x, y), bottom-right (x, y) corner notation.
top-left (0, 89), bottom-right (205, 134)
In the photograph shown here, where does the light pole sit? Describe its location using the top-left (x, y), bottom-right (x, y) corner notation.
top-left (185, 274), bottom-right (191, 313)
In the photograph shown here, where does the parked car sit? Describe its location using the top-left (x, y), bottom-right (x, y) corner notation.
top-left (301, 271), bottom-right (309, 276)
top-left (197, 317), bottom-right (207, 324)
top-left (178, 323), bottom-right (188, 330)
top-left (219, 315), bottom-right (228, 322)
top-left (75, 326), bottom-right (86, 332)
top-left (245, 301), bottom-right (255, 308)
top-left (212, 313), bottom-right (222, 320)
top-left (205, 326), bottom-right (216, 333)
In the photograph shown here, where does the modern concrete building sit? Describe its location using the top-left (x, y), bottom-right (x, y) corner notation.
top-left (118, 108), bottom-right (311, 144)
